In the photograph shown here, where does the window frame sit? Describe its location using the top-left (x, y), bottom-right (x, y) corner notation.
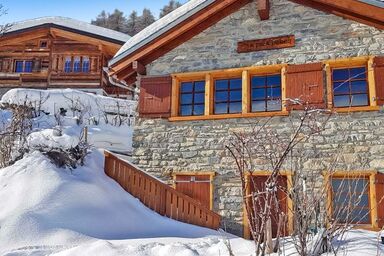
top-left (324, 171), bottom-right (380, 230)
top-left (250, 73), bottom-right (283, 113)
top-left (14, 60), bottom-right (33, 73)
top-left (213, 77), bottom-right (243, 115)
top-left (170, 64), bottom-right (288, 121)
top-left (325, 56), bottom-right (379, 112)
top-left (63, 56), bottom-right (92, 74)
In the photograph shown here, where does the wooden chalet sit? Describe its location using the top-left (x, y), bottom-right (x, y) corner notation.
top-left (107, 0), bottom-right (384, 237)
top-left (0, 17), bottom-right (132, 98)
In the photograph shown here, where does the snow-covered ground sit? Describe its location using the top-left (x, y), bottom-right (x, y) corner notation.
top-left (0, 89), bottom-right (383, 255)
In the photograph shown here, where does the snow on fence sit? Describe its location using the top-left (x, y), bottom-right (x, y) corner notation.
top-left (104, 151), bottom-right (221, 230)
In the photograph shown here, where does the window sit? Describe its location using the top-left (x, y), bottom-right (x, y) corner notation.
top-left (251, 74), bottom-right (282, 112)
top-left (39, 40), bottom-right (48, 48)
top-left (64, 57), bottom-right (72, 73)
top-left (73, 57), bottom-right (81, 73)
top-left (82, 56), bottom-right (90, 73)
top-left (214, 78), bottom-right (242, 114)
top-left (179, 81), bottom-right (205, 116)
top-left (332, 67), bottom-right (369, 108)
top-left (331, 177), bottom-right (370, 224)
top-left (14, 60), bottom-right (33, 73)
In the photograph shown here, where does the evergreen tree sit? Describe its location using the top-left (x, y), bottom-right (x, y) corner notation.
top-left (91, 10), bottom-right (108, 28)
top-left (160, 0), bottom-right (182, 18)
top-left (136, 8), bottom-right (156, 32)
top-left (107, 9), bottom-right (128, 33)
top-left (126, 11), bottom-right (139, 36)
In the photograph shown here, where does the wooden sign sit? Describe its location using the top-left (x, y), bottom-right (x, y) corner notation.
top-left (237, 35), bottom-right (295, 53)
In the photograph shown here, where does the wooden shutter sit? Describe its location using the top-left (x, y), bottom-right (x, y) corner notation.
top-left (374, 56), bottom-right (384, 106)
top-left (286, 62), bottom-right (325, 110)
top-left (2, 58), bottom-right (11, 72)
top-left (139, 75), bottom-right (172, 118)
top-left (175, 174), bottom-right (211, 209)
top-left (376, 173), bottom-right (384, 228)
top-left (32, 58), bottom-right (41, 72)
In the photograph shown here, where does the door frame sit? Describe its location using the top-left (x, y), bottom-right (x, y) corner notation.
top-left (172, 171), bottom-right (216, 210)
top-left (243, 171), bottom-right (293, 239)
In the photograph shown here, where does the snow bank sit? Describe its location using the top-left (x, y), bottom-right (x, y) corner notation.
top-left (0, 150), bottom-right (250, 255)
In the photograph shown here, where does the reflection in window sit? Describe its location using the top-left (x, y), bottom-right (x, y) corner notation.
top-left (179, 81), bottom-right (205, 116)
top-left (251, 74), bottom-right (282, 112)
top-left (73, 57), bottom-right (81, 72)
top-left (214, 78), bottom-right (242, 114)
top-left (331, 177), bottom-right (370, 224)
top-left (332, 67), bottom-right (369, 108)
top-left (82, 56), bottom-right (90, 73)
top-left (14, 60), bottom-right (33, 73)
top-left (64, 57), bottom-right (72, 73)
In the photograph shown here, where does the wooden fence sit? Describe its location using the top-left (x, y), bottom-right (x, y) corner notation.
top-left (104, 151), bottom-right (221, 230)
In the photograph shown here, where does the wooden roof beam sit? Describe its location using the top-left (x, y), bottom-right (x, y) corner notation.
top-left (258, 0), bottom-right (270, 20)
top-left (133, 60), bottom-right (146, 75)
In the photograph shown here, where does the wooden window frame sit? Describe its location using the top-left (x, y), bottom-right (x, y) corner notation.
top-left (324, 171), bottom-right (381, 230)
top-left (38, 39), bottom-right (48, 49)
top-left (213, 76), bottom-right (243, 115)
top-left (63, 56), bottom-right (92, 74)
top-left (172, 171), bottom-right (215, 210)
top-left (170, 64), bottom-right (289, 121)
top-left (179, 80), bottom-right (206, 117)
top-left (324, 56), bottom-right (379, 113)
top-left (250, 73), bottom-right (283, 113)
top-left (243, 171), bottom-right (293, 239)
top-left (14, 59), bottom-right (33, 73)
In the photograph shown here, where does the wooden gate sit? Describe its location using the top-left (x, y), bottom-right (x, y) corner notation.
top-left (245, 175), bottom-right (289, 239)
top-left (174, 173), bottom-right (214, 210)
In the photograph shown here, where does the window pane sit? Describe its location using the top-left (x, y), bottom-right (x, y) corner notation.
top-left (267, 75), bottom-right (281, 86)
top-left (193, 105), bottom-right (204, 116)
top-left (180, 105), bottom-right (192, 116)
top-left (333, 69), bottom-right (349, 81)
top-left (350, 67), bottom-right (366, 79)
top-left (64, 57), bottom-right (72, 73)
top-left (215, 103), bottom-right (228, 114)
top-left (229, 102), bottom-right (242, 113)
top-left (252, 101), bottom-right (266, 112)
top-left (351, 80), bottom-right (367, 93)
top-left (215, 80), bottom-right (228, 90)
top-left (181, 82), bottom-right (193, 93)
top-left (351, 94), bottom-right (368, 106)
top-left (194, 93), bottom-right (205, 104)
top-left (230, 90), bottom-right (242, 101)
top-left (229, 78), bottom-right (242, 90)
top-left (215, 91), bottom-right (228, 102)
top-left (82, 57), bottom-right (90, 73)
top-left (15, 61), bottom-right (23, 73)
top-left (267, 100), bottom-right (282, 111)
top-left (334, 95), bottom-right (350, 107)
top-left (267, 87), bottom-right (281, 98)
top-left (24, 61), bottom-right (33, 72)
top-left (194, 81), bottom-right (205, 92)
top-left (73, 57), bottom-right (81, 72)
top-left (252, 88), bottom-right (266, 100)
top-left (252, 76), bottom-right (266, 88)
top-left (333, 82), bottom-right (349, 95)
top-left (180, 94), bottom-right (192, 104)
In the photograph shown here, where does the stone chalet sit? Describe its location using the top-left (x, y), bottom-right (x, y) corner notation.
top-left (108, 0), bottom-right (384, 237)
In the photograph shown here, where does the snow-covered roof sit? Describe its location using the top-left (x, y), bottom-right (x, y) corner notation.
top-left (358, 0), bottom-right (384, 7)
top-left (6, 16), bottom-right (131, 44)
top-left (110, 0), bottom-right (214, 66)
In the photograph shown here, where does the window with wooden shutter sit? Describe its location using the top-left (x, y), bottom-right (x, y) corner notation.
top-left (286, 63), bottom-right (325, 110)
top-left (374, 56), bottom-right (384, 106)
top-left (139, 75), bottom-right (172, 118)
top-left (376, 172), bottom-right (384, 229)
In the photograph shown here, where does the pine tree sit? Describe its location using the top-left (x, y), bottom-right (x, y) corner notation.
top-left (136, 8), bottom-right (156, 32)
top-left (91, 10), bottom-right (108, 28)
top-left (159, 0), bottom-right (182, 18)
top-left (126, 11), bottom-right (139, 36)
top-left (107, 9), bottom-right (128, 33)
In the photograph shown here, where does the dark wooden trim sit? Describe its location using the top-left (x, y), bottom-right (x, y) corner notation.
top-left (258, 0), bottom-right (270, 20)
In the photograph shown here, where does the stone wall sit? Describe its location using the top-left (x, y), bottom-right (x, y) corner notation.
top-left (132, 111), bottom-right (384, 235)
top-left (132, 0), bottom-right (384, 236)
top-left (147, 0), bottom-right (384, 75)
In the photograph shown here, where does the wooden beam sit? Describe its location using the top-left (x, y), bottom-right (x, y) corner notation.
top-left (258, 0), bottom-right (270, 20)
top-left (132, 60), bottom-right (146, 75)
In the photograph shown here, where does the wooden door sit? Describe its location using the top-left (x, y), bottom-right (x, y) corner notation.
top-left (248, 175), bottom-right (288, 238)
top-left (174, 174), bottom-right (212, 209)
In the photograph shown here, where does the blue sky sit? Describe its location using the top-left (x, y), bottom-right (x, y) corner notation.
top-left (0, 0), bottom-right (188, 24)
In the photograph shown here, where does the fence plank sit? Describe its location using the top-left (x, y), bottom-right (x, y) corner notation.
top-left (104, 151), bottom-right (221, 230)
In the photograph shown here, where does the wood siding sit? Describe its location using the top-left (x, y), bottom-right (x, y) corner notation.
top-left (104, 152), bottom-right (221, 230)
top-left (286, 62), bottom-right (325, 110)
top-left (374, 56), bottom-right (384, 106)
top-left (139, 75), bottom-right (172, 117)
top-left (175, 175), bottom-right (211, 209)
